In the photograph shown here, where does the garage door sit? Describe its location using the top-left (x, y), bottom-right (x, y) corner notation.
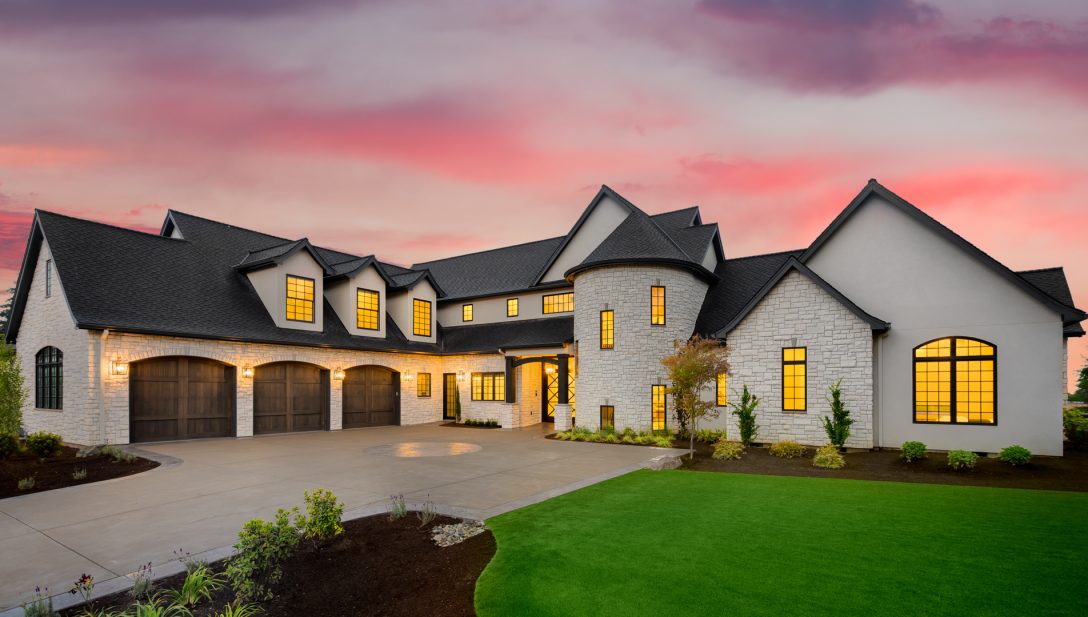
top-left (342, 365), bottom-right (399, 428)
top-left (253, 362), bottom-right (328, 434)
top-left (130, 356), bottom-right (235, 442)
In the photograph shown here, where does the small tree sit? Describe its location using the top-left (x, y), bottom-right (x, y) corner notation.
top-left (1069, 359), bottom-right (1088, 402)
top-left (0, 287), bottom-right (14, 334)
top-left (0, 344), bottom-right (26, 435)
top-left (660, 336), bottom-right (730, 458)
top-left (454, 387), bottom-right (462, 423)
top-left (729, 385), bottom-right (760, 447)
top-left (821, 379), bottom-right (853, 449)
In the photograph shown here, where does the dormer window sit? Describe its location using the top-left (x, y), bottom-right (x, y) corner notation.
top-left (413, 299), bottom-right (432, 336)
top-left (357, 288), bottom-right (380, 330)
top-left (463, 304), bottom-right (473, 322)
top-left (286, 275), bottom-right (315, 322)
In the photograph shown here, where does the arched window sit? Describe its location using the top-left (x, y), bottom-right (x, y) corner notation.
top-left (914, 337), bottom-right (995, 425)
top-left (35, 346), bottom-right (63, 410)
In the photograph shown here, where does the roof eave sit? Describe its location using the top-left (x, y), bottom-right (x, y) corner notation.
top-left (563, 257), bottom-right (719, 284)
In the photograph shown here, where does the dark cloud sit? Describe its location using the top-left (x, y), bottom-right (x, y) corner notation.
top-left (0, 0), bottom-right (360, 28)
top-left (698, 0), bottom-right (940, 30)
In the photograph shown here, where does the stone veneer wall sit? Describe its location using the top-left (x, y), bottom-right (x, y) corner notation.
top-left (711, 270), bottom-right (874, 448)
top-left (573, 264), bottom-right (708, 431)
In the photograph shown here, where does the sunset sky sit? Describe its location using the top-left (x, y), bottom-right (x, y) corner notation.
top-left (1, 0), bottom-right (1087, 387)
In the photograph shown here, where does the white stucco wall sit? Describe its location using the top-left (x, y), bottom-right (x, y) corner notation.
top-left (387, 280), bottom-right (437, 344)
top-left (541, 195), bottom-right (629, 282)
top-left (325, 264), bottom-right (387, 338)
top-left (245, 250), bottom-right (325, 332)
top-left (436, 287), bottom-right (574, 326)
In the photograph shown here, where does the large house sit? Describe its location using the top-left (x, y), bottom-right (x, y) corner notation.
top-left (4, 181), bottom-right (1083, 455)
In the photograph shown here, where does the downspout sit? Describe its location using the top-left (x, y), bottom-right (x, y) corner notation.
top-left (97, 329), bottom-right (109, 444)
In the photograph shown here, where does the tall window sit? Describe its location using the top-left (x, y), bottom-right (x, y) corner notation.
top-left (413, 299), bottom-right (432, 336)
top-left (45, 259), bottom-right (53, 297)
top-left (914, 337), bottom-right (996, 425)
top-left (782, 347), bottom-right (806, 411)
top-left (543, 292), bottom-right (574, 314)
top-left (35, 346), bottom-right (62, 410)
top-left (600, 405), bottom-right (615, 431)
top-left (600, 310), bottom-right (614, 349)
top-left (651, 286), bottom-right (666, 325)
top-left (417, 373), bottom-right (431, 397)
top-left (462, 304), bottom-right (473, 322)
top-left (285, 275), bottom-right (315, 322)
top-left (716, 373), bottom-right (728, 406)
top-left (507, 298), bottom-right (519, 317)
top-left (471, 372), bottom-right (506, 401)
top-left (356, 289), bottom-right (380, 330)
top-left (651, 384), bottom-right (667, 431)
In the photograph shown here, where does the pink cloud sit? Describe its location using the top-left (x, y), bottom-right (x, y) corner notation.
top-left (0, 145), bottom-right (106, 168)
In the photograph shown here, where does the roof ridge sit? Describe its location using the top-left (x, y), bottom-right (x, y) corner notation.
top-left (726, 248), bottom-right (805, 262)
top-left (413, 235), bottom-right (564, 267)
top-left (37, 209), bottom-right (183, 241)
top-left (1016, 266), bottom-right (1065, 274)
top-left (629, 207), bottom-right (696, 260)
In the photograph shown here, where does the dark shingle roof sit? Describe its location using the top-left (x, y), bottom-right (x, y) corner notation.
top-left (441, 317), bottom-right (573, 353)
top-left (412, 236), bottom-right (565, 300)
top-left (1018, 268), bottom-right (1085, 336)
top-left (694, 250), bottom-right (803, 336)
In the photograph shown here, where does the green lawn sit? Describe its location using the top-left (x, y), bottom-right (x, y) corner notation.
top-left (475, 470), bottom-right (1088, 617)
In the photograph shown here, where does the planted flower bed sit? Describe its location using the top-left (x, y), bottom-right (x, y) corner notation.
top-left (0, 438), bottom-right (158, 498)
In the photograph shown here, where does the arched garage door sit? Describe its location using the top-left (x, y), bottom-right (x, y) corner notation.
top-left (342, 366), bottom-right (399, 428)
top-left (130, 356), bottom-right (236, 443)
top-left (253, 362), bottom-right (329, 434)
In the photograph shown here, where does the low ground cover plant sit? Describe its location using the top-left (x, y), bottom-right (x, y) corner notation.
top-left (694, 429), bottom-right (727, 444)
top-left (769, 440), bottom-right (806, 459)
top-left (100, 444), bottom-right (137, 463)
top-left (947, 450), bottom-right (979, 471)
top-left (711, 439), bottom-right (744, 460)
top-left (26, 431), bottom-right (63, 459)
top-left (20, 586), bottom-right (53, 617)
top-left (555, 428), bottom-right (674, 448)
top-left (166, 563), bottom-right (223, 608)
top-left (901, 441), bottom-right (927, 462)
top-left (813, 444), bottom-right (845, 469)
top-left (18, 475), bottom-right (35, 490)
top-left (462, 418), bottom-right (500, 427)
top-left (388, 494), bottom-right (408, 521)
top-left (0, 432), bottom-right (19, 458)
top-left (998, 445), bottom-right (1032, 466)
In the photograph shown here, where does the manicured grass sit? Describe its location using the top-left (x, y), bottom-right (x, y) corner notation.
top-left (476, 470), bottom-right (1088, 617)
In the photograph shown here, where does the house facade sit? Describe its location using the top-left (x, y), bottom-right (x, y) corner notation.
top-left (5, 181), bottom-right (1083, 455)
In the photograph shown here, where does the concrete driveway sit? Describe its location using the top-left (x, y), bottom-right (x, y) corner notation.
top-left (0, 424), bottom-right (680, 610)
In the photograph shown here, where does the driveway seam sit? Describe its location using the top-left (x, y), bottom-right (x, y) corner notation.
top-left (2, 508), bottom-right (121, 578)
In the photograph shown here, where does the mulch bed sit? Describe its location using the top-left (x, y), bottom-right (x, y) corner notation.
top-left (442, 422), bottom-right (501, 429)
top-left (65, 514), bottom-right (496, 617)
top-left (0, 445), bottom-right (159, 499)
top-left (680, 441), bottom-right (1088, 491)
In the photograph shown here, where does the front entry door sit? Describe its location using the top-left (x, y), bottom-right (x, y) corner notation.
top-left (541, 358), bottom-right (576, 423)
top-left (442, 373), bottom-right (457, 420)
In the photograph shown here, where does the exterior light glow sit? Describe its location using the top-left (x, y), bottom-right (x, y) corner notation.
top-left (242, 366), bottom-right (254, 379)
top-left (404, 371), bottom-right (414, 381)
top-left (110, 359), bottom-right (129, 376)
top-left (332, 367), bottom-right (345, 380)
top-left (545, 365), bottom-right (556, 374)
top-left (456, 370), bottom-right (465, 382)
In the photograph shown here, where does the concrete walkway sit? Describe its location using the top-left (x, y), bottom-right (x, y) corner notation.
top-left (0, 424), bottom-right (681, 610)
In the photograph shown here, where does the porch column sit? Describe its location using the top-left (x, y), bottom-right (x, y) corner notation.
top-left (505, 356), bottom-right (516, 404)
top-left (554, 353), bottom-right (572, 431)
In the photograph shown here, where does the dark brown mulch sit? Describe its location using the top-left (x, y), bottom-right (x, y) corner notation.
top-left (680, 441), bottom-right (1088, 491)
top-left (442, 422), bottom-right (500, 429)
top-left (0, 445), bottom-right (159, 499)
top-left (65, 515), bottom-right (496, 617)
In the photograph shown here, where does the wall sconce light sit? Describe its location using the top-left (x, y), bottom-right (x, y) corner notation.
top-left (110, 359), bottom-right (129, 376)
top-left (545, 365), bottom-right (556, 374)
top-left (242, 366), bottom-right (254, 379)
top-left (332, 367), bottom-right (345, 380)
top-left (403, 371), bottom-right (414, 381)
top-left (456, 370), bottom-right (465, 383)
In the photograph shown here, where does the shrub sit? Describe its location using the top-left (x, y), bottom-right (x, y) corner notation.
top-left (813, 444), bottom-right (845, 469)
top-left (0, 344), bottom-right (27, 436)
top-left (622, 431), bottom-right (639, 445)
top-left (947, 450), bottom-right (979, 471)
top-left (821, 379), bottom-right (854, 448)
top-left (25, 431), bottom-right (62, 459)
top-left (388, 494), bottom-right (407, 521)
top-left (463, 418), bottom-right (500, 427)
top-left (768, 440), bottom-right (806, 459)
top-left (601, 432), bottom-right (621, 444)
top-left (212, 603), bottom-right (263, 617)
top-left (998, 445), bottom-right (1032, 466)
top-left (729, 385), bottom-right (760, 447)
top-left (1063, 407), bottom-right (1088, 449)
top-left (226, 507), bottom-right (301, 601)
top-left (901, 441), bottom-right (927, 462)
top-left (21, 586), bottom-right (53, 617)
top-left (637, 433), bottom-right (657, 446)
top-left (652, 434), bottom-right (675, 448)
top-left (166, 563), bottom-right (223, 608)
top-left (300, 488), bottom-right (344, 542)
top-left (101, 444), bottom-right (137, 463)
top-left (417, 499), bottom-right (438, 527)
top-left (712, 439), bottom-right (744, 460)
top-left (18, 476), bottom-right (35, 491)
top-left (0, 432), bottom-right (19, 458)
top-left (695, 429), bottom-right (727, 443)
top-left (72, 467), bottom-right (88, 481)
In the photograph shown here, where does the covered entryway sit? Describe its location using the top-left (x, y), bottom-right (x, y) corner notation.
top-left (130, 356), bottom-right (236, 442)
top-left (253, 362), bottom-right (329, 434)
top-left (342, 365), bottom-right (399, 428)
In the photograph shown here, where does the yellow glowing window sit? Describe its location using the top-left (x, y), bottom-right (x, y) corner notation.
top-left (600, 405), bottom-right (615, 431)
top-left (783, 347), bottom-right (806, 411)
top-left (543, 292), bottom-right (574, 314)
top-left (417, 373), bottom-right (431, 397)
top-left (507, 298), bottom-right (519, 317)
top-left (286, 275), bottom-right (315, 322)
top-left (471, 372), bottom-right (505, 401)
top-left (716, 373), bottom-right (728, 406)
top-left (600, 310), bottom-right (614, 349)
top-left (356, 288), bottom-right (379, 330)
top-left (413, 299), bottom-right (431, 336)
top-left (651, 286), bottom-right (666, 325)
top-left (462, 304), bottom-right (473, 322)
top-left (652, 384), bottom-right (667, 431)
top-left (914, 337), bottom-right (995, 425)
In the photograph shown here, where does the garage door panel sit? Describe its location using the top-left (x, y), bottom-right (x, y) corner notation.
top-left (131, 357), bottom-right (234, 443)
top-left (253, 362), bottom-right (328, 434)
top-left (342, 366), bottom-right (398, 429)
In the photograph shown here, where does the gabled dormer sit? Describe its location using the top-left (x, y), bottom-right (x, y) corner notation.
top-left (534, 186), bottom-right (637, 284)
top-left (324, 256), bottom-right (392, 339)
top-left (236, 239), bottom-right (330, 332)
top-left (386, 269), bottom-right (445, 344)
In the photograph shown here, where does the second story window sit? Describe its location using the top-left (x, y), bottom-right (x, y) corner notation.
top-left (463, 304), bottom-right (473, 322)
top-left (45, 259), bottom-right (53, 297)
top-left (286, 275), bottom-right (315, 322)
top-left (507, 298), bottom-right (519, 317)
top-left (651, 286), bottom-right (666, 325)
top-left (600, 310), bottom-right (614, 349)
top-left (357, 289), bottom-right (380, 330)
top-left (543, 292), bottom-right (574, 314)
top-left (413, 299), bottom-right (432, 337)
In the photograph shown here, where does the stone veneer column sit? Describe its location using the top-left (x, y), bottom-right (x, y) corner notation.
top-left (553, 403), bottom-right (573, 431)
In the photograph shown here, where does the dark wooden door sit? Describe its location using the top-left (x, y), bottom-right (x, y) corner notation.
top-left (442, 373), bottom-right (457, 420)
top-left (342, 366), bottom-right (399, 428)
top-left (253, 362), bottom-right (328, 434)
top-left (130, 356), bottom-right (235, 442)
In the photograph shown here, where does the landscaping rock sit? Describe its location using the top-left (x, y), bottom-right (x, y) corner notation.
top-left (644, 455), bottom-right (682, 471)
top-left (432, 520), bottom-right (488, 547)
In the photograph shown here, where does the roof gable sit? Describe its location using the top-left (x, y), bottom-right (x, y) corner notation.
top-left (236, 238), bottom-right (332, 274)
top-left (533, 185), bottom-right (637, 284)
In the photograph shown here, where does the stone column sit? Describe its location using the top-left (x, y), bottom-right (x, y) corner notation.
top-left (329, 375), bottom-right (343, 431)
top-left (554, 403), bottom-right (573, 431)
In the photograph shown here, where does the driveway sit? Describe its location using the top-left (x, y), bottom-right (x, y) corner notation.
top-left (0, 424), bottom-right (680, 610)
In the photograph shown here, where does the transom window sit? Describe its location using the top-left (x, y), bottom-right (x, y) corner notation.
top-left (413, 299), bottom-right (432, 336)
top-left (35, 346), bottom-right (63, 410)
top-left (417, 373), bottom-right (431, 398)
top-left (651, 286), bottom-right (666, 325)
top-left (652, 384), bottom-right (667, 431)
top-left (914, 337), bottom-right (996, 425)
top-left (462, 304), bottom-right (473, 322)
top-left (356, 288), bottom-right (380, 330)
top-left (507, 298), bottom-right (519, 317)
top-left (286, 275), bottom-right (315, 322)
top-left (543, 292), bottom-right (574, 314)
top-left (716, 373), bottom-right (728, 406)
top-left (600, 310), bottom-right (614, 350)
top-left (45, 259), bottom-right (53, 298)
top-left (783, 347), bottom-right (806, 411)
top-left (600, 405), bottom-right (615, 431)
top-left (471, 372), bottom-right (506, 401)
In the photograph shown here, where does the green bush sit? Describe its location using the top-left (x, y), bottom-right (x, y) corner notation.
top-left (0, 344), bottom-right (27, 436)
top-left (165, 562), bottom-right (223, 608)
top-left (1063, 407), bottom-right (1088, 449)
top-left (947, 450), bottom-right (979, 471)
top-left (729, 385), bottom-right (760, 447)
top-left (226, 507), bottom-right (301, 601)
top-left (768, 440), bottom-right (806, 459)
top-left (821, 379), bottom-right (854, 448)
top-left (300, 488), bottom-right (344, 542)
top-left (901, 441), bottom-right (927, 462)
top-left (652, 434), bottom-right (675, 448)
top-left (25, 432), bottom-right (62, 459)
top-left (712, 439), bottom-right (744, 460)
top-left (998, 445), bottom-right (1032, 466)
top-left (812, 444), bottom-right (845, 469)
top-left (0, 432), bottom-right (19, 458)
top-left (695, 429), bottom-right (727, 444)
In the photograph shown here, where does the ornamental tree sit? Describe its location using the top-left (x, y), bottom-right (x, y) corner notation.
top-left (661, 335), bottom-right (730, 458)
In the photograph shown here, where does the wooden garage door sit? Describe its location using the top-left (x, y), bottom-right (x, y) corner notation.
top-left (342, 366), bottom-right (399, 428)
top-left (130, 357), bottom-right (235, 443)
top-left (253, 362), bottom-right (328, 434)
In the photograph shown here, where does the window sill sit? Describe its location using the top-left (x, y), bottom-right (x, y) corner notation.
top-left (34, 408), bottom-right (63, 413)
top-left (781, 410), bottom-right (807, 415)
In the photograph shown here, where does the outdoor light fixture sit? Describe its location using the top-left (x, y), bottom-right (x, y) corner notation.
top-left (545, 365), bottom-right (556, 374)
top-left (404, 371), bottom-right (414, 381)
top-left (110, 359), bottom-right (129, 376)
top-left (242, 366), bottom-right (254, 379)
top-left (332, 367), bottom-right (345, 380)
top-left (456, 370), bottom-right (465, 382)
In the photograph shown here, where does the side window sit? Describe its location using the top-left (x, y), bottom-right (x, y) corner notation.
top-left (35, 346), bottom-right (63, 410)
top-left (45, 259), bottom-right (53, 298)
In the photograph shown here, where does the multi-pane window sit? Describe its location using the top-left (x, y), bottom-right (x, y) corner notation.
top-left (417, 373), bottom-right (431, 397)
top-left (651, 286), bottom-right (666, 325)
top-left (356, 289), bottom-right (380, 330)
top-left (600, 405), bottom-right (615, 431)
top-left (651, 384), bottom-right (667, 431)
top-left (286, 275), bottom-right (315, 322)
top-left (600, 310), bottom-right (614, 349)
top-left (462, 304), bottom-right (473, 322)
top-left (45, 259), bottom-right (53, 297)
top-left (543, 292), bottom-right (574, 314)
top-left (914, 337), bottom-right (996, 424)
top-left (35, 346), bottom-right (62, 410)
top-left (507, 298), bottom-right (519, 317)
top-left (783, 347), bottom-right (806, 411)
top-left (413, 299), bottom-right (432, 336)
top-left (716, 373), bottom-right (728, 406)
top-left (471, 372), bottom-right (506, 401)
